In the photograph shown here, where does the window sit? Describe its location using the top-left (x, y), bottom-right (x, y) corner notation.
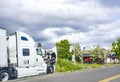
top-left (23, 49), bottom-right (30, 56)
top-left (21, 36), bottom-right (28, 41)
top-left (36, 49), bottom-right (42, 56)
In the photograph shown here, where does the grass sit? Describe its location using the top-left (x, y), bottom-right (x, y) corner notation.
top-left (83, 64), bottom-right (103, 68)
top-left (55, 59), bottom-right (114, 72)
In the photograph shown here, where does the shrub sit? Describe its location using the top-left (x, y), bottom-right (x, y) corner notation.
top-left (55, 58), bottom-right (83, 72)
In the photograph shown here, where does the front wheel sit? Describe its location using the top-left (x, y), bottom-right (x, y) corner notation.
top-left (47, 66), bottom-right (54, 74)
top-left (49, 66), bottom-right (54, 73)
top-left (0, 70), bottom-right (10, 81)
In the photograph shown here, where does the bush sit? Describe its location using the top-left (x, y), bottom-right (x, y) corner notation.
top-left (55, 58), bottom-right (83, 72)
top-left (55, 58), bottom-right (113, 73)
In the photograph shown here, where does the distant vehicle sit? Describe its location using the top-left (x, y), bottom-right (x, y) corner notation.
top-left (0, 28), bottom-right (47, 81)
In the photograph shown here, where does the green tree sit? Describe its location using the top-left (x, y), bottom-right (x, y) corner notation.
top-left (91, 45), bottom-right (105, 64)
top-left (56, 39), bottom-right (72, 60)
top-left (73, 43), bottom-right (83, 63)
top-left (111, 38), bottom-right (120, 61)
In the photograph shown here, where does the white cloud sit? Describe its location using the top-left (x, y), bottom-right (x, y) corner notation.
top-left (39, 27), bottom-right (74, 41)
top-left (0, 0), bottom-right (109, 23)
top-left (83, 20), bottom-right (120, 48)
top-left (17, 27), bottom-right (28, 32)
top-left (0, 0), bottom-right (120, 49)
top-left (41, 27), bottom-right (59, 39)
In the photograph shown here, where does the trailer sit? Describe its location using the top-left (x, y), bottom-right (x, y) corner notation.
top-left (0, 28), bottom-right (47, 81)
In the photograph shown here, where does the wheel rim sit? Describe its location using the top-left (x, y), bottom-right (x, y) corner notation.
top-left (1, 72), bottom-right (9, 81)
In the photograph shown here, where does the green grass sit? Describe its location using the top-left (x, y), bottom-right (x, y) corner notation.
top-left (55, 59), bottom-right (114, 72)
top-left (83, 64), bottom-right (103, 68)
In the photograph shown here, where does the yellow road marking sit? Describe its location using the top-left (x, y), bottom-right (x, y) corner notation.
top-left (99, 74), bottom-right (120, 82)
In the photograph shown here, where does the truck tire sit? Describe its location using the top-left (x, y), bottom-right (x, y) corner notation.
top-left (0, 70), bottom-right (10, 81)
top-left (13, 69), bottom-right (18, 79)
top-left (49, 66), bottom-right (54, 73)
top-left (47, 66), bottom-right (54, 74)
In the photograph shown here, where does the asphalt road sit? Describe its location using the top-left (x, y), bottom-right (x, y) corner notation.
top-left (8, 65), bottom-right (120, 82)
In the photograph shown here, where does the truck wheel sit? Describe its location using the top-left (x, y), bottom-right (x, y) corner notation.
top-left (0, 70), bottom-right (10, 81)
top-left (47, 66), bottom-right (54, 74)
top-left (13, 69), bottom-right (18, 79)
top-left (49, 66), bottom-right (54, 73)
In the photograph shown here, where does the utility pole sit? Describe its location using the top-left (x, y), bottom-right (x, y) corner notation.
top-left (72, 44), bottom-right (75, 64)
top-left (72, 32), bottom-right (75, 64)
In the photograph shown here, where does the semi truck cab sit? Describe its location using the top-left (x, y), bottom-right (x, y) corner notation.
top-left (0, 28), bottom-right (47, 81)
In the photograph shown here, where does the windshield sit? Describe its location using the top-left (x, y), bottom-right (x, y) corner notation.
top-left (36, 49), bottom-right (42, 55)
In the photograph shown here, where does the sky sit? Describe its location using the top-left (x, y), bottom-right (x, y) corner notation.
top-left (0, 0), bottom-right (120, 49)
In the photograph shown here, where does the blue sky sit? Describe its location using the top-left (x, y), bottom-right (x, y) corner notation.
top-left (0, 0), bottom-right (120, 49)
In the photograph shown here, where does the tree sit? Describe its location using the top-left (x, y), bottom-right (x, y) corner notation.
top-left (91, 45), bottom-right (105, 64)
top-left (111, 38), bottom-right (120, 61)
top-left (73, 43), bottom-right (83, 63)
top-left (56, 39), bottom-right (72, 60)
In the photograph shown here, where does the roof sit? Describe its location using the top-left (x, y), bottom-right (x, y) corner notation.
top-left (83, 54), bottom-right (90, 57)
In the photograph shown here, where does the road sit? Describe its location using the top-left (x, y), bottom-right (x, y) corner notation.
top-left (8, 65), bottom-right (120, 82)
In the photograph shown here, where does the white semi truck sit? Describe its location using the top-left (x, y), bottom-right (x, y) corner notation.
top-left (0, 28), bottom-right (47, 81)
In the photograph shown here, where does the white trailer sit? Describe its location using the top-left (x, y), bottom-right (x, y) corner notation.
top-left (0, 28), bottom-right (47, 81)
